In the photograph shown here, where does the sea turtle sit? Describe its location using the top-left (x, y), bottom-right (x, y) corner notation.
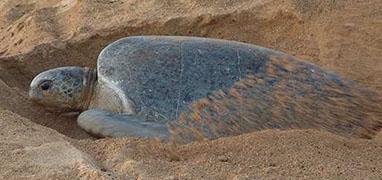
top-left (29, 36), bottom-right (382, 143)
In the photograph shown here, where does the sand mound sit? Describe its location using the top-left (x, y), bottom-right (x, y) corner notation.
top-left (0, 0), bottom-right (381, 178)
top-left (78, 130), bottom-right (382, 179)
top-left (0, 110), bottom-right (108, 179)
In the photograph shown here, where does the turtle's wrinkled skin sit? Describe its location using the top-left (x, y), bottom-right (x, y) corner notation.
top-left (29, 66), bottom-right (96, 112)
top-left (29, 36), bottom-right (382, 143)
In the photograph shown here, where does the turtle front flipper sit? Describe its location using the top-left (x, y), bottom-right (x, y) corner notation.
top-left (77, 109), bottom-right (170, 140)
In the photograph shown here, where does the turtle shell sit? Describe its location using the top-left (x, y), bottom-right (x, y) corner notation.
top-left (96, 36), bottom-right (382, 142)
top-left (97, 36), bottom-right (277, 122)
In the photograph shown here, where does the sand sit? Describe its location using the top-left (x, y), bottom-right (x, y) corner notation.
top-left (0, 0), bottom-right (381, 179)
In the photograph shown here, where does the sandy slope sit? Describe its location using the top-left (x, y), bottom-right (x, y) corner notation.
top-left (0, 0), bottom-right (381, 179)
top-left (0, 110), bottom-right (107, 179)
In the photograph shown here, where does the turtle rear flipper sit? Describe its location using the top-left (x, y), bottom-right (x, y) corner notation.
top-left (77, 109), bottom-right (170, 139)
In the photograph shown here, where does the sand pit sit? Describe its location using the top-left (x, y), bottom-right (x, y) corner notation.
top-left (0, 0), bottom-right (381, 178)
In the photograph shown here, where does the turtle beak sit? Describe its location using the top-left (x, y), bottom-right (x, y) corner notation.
top-left (29, 74), bottom-right (43, 103)
top-left (29, 88), bottom-right (43, 103)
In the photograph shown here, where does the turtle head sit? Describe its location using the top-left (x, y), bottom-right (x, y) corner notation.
top-left (29, 66), bottom-right (97, 112)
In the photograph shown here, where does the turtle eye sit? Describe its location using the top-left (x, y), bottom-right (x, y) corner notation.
top-left (40, 80), bottom-right (52, 91)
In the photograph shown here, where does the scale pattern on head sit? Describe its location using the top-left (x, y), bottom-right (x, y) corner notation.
top-left (29, 66), bottom-right (89, 111)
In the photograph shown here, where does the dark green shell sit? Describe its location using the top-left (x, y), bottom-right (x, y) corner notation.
top-left (98, 36), bottom-right (382, 142)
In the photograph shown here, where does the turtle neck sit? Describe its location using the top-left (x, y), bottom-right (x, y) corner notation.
top-left (78, 67), bottom-right (97, 111)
